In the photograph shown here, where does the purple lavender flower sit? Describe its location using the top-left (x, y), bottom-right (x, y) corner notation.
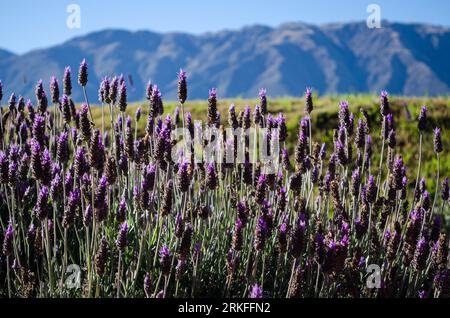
top-left (255, 175), bottom-right (267, 204)
top-left (290, 214), bottom-right (306, 259)
top-left (380, 90), bottom-right (390, 116)
top-left (351, 168), bottom-right (361, 196)
top-left (93, 237), bottom-right (108, 278)
top-left (63, 66), bottom-right (72, 96)
top-left (34, 186), bottom-right (49, 221)
top-left (207, 88), bottom-right (218, 126)
top-left (305, 87), bottom-right (313, 114)
top-left (116, 222), bottom-right (128, 252)
top-left (159, 245), bottom-right (171, 276)
top-left (57, 131), bottom-right (69, 164)
top-left (254, 216), bottom-right (268, 251)
top-left (434, 127), bottom-right (443, 154)
top-left (150, 85), bottom-right (163, 116)
top-left (7, 93), bottom-right (17, 114)
top-left (118, 81), bottom-right (127, 112)
top-left (89, 129), bottom-right (105, 171)
top-left (254, 104), bottom-right (262, 126)
top-left (83, 204), bottom-right (93, 227)
top-left (387, 129), bottom-right (396, 148)
top-left (179, 223), bottom-right (193, 259)
top-left (135, 107), bottom-right (142, 123)
top-left (0, 151), bottom-right (8, 185)
top-left (358, 257), bottom-right (366, 268)
top-left (355, 119), bottom-right (366, 149)
top-left (174, 212), bottom-right (185, 238)
top-left (243, 105), bottom-right (251, 130)
top-left (146, 81), bottom-right (153, 100)
top-left (35, 80), bottom-right (44, 101)
top-left (249, 284), bottom-right (263, 298)
top-left (365, 135), bottom-right (372, 166)
top-left (418, 106), bottom-right (427, 131)
top-left (384, 229), bottom-right (391, 245)
top-left (393, 156), bottom-right (404, 190)
top-left (300, 116), bottom-right (309, 137)
top-left (206, 163), bottom-right (217, 190)
top-left (0, 80), bottom-right (3, 101)
top-left (422, 190), bottom-right (431, 211)
top-left (94, 175), bottom-right (108, 223)
top-left (430, 215), bottom-right (442, 243)
top-left (335, 141), bottom-right (347, 166)
top-left (419, 177), bottom-right (427, 194)
top-left (277, 112), bottom-right (287, 142)
top-left (74, 146), bottom-right (87, 179)
top-left (27, 223), bottom-right (36, 242)
top-left (259, 88), bottom-right (267, 115)
top-left (49, 173), bottom-right (62, 200)
top-left (117, 197), bottom-right (127, 223)
top-left (60, 94), bottom-right (71, 124)
top-left (161, 179), bottom-right (173, 216)
top-left (109, 76), bottom-right (119, 104)
top-left (118, 73), bottom-right (125, 85)
top-left (228, 104), bottom-right (239, 130)
top-left (178, 68), bottom-right (187, 104)
top-left (366, 175), bottom-right (377, 203)
top-left (40, 148), bottom-right (52, 186)
top-left (177, 160), bottom-right (190, 193)
top-left (98, 77), bottom-right (110, 103)
top-left (232, 218), bottom-right (244, 251)
top-left (49, 76), bottom-right (60, 104)
top-left (385, 113), bottom-right (394, 132)
top-left (339, 100), bottom-right (350, 128)
top-left (266, 114), bottom-right (275, 130)
top-left (63, 189), bottom-right (81, 228)
top-left (413, 237), bottom-right (429, 271)
top-left (80, 103), bottom-right (92, 141)
top-left (7, 161), bottom-right (17, 187)
top-left (78, 58), bottom-right (88, 86)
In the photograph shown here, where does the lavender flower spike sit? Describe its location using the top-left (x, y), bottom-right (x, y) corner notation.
top-left (259, 88), bottom-right (267, 115)
top-left (434, 127), bottom-right (443, 154)
top-left (178, 68), bottom-right (187, 104)
top-left (116, 222), bottom-right (128, 252)
top-left (305, 87), bottom-right (313, 114)
top-left (249, 284), bottom-right (263, 298)
top-left (418, 106), bottom-right (427, 131)
top-left (159, 245), bottom-right (171, 276)
top-left (118, 81), bottom-right (127, 112)
top-left (78, 58), bottom-right (88, 86)
top-left (207, 88), bottom-right (218, 126)
top-left (49, 76), bottom-right (60, 104)
top-left (380, 90), bottom-right (390, 116)
top-left (63, 66), bottom-right (72, 96)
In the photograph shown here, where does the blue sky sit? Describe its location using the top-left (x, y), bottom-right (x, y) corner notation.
top-left (1, 0), bottom-right (449, 54)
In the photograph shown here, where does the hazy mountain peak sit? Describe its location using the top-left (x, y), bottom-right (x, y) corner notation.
top-left (0, 21), bottom-right (449, 102)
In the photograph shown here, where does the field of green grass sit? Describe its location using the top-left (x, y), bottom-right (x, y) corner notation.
top-left (90, 94), bottom-right (450, 196)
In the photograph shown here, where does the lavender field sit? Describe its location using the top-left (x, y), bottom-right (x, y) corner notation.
top-left (0, 60), bottom-right (449, 298)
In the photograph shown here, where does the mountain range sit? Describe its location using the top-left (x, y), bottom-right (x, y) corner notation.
top-left (0, 21), bottom-right (449, 102)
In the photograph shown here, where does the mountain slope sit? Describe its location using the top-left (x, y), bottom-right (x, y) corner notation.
top-left (0, 21), bottom-right (449, 102)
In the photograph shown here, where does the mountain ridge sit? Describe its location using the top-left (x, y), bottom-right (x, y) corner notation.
top-left (0, 21), bottom-right (449, 102)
